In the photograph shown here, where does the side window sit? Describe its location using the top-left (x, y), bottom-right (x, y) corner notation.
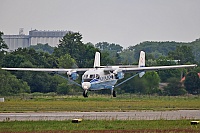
top-left (110, 75), bottom-right (113, 79)
top-left (96, 74), bottom-right (100, 79)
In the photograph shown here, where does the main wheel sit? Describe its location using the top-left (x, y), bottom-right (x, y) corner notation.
top-left (83, 90), bottom-right (88, 98)
top-left (113, 90), bottom-right (116, 97)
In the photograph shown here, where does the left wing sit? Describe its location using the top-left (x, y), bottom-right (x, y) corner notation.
top-left (103, 64), bottom-right (197, 73)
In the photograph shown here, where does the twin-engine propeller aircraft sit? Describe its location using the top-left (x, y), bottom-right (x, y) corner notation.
top-left (2, 51), bottom-right (197, 97)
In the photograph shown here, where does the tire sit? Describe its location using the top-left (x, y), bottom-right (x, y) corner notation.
top-left (83, 91), bottom-right (88, 98)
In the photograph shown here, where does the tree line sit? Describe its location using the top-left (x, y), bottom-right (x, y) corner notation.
top-left (0, 31), bottom-right (199, 96)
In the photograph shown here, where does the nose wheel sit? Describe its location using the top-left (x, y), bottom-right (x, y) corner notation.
top-left (83, 90), bottom-right (88, 98)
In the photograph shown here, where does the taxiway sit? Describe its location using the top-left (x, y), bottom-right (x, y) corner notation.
top-left (0, 110), bottom-right (199, 121)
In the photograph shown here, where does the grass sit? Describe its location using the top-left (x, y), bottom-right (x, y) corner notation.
top-left (0, 120), bottom-right (199, 132)
top-left (0, 94), bottom-right (199, 112)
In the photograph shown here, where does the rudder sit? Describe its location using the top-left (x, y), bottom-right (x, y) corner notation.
top-left (138, 51), bottom-right (145, 77)
top-left (94, 52), bottom-right (100, 68)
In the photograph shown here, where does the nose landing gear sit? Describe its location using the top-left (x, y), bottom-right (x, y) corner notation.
top-left (83, 90), bottom-right (88, 98)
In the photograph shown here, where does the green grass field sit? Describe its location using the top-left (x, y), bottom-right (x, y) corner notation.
top-left (0, 95), bottom-right (200, 132)
top-left (0, 120), bottom-right (199, 132)
top-left (0, 94), bottom-right (199, 112)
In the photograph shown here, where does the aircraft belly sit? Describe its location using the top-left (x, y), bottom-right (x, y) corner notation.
top-left (89, 80), bottom-right (117, 90)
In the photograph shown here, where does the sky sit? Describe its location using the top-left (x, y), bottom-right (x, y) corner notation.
top-left (1, 0), bottom-right (200, 48)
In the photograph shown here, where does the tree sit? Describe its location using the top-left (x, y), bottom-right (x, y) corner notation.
top-left (56, 82), bottom-right (71, 95)
top-left (118, 74), bottom-right (147, 94)
top-left (191, 39), bottom-right (200, 63)
top-left (143, 71), bottom-right (160, 94)
top-left (184, 71), bottom-right (200, 94)
top-left (53, 32), bottom-right (99, 67)
top-left (54, 32), bottom-right (83, 58)
top-left (131, 41), bottom-right (180, 60)
top-left (95, 42), bottom-right (123, 52)
top-left (95, 42), bottom-right (123, 64)
top-left (168, 46), bottom-right (195, 64)
top-left (2, 54), bottom-right (26, 68)
top-left (156, 56), bottom-right (183, 82)
top-left (8, 48), bottom-right (58, 68)
top-left (0, 31), bottom-right (8, 65)
top-left (2, 48), bottom-right (60, 93)
top-left (58, 54), bottom-right (76, 68)
top-left (0, 69), bottom-right (30, 95)
top-left (164, 78), bottom-right (187, 96)
top-left (119, 49), bottom-right (136, 65)
top-left (119, 72), bottom-right (160, 95)
top-left (100, 51), bottom-right (115, 66)
top-left (29, 43), bottom-right (55, 54)
top-left (0, 31), bottom-right (8, 51)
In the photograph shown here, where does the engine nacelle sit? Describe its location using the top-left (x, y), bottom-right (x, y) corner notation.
top-left (113, 69), bottom-right (124, 79)
top-left (67, 71), bottom-right (79, 80)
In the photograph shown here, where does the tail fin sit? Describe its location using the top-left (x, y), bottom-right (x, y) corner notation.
top-left (138, 51), bottom-right (145, 67)
top-left (94, 52), bottom-right (100, 68)
top-left (138, 51), bottom-right (145, 77)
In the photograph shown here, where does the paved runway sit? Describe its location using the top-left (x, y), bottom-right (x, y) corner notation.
top-left (0, 110), bottom-right (199, 121)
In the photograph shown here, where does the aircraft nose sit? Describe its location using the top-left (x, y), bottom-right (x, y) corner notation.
top-left (82, 82), bottom-right (91, 90)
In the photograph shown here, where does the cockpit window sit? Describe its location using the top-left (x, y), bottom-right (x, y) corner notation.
top-left (96, 74), bottom-right (100, 79)
top-left (89, 75), bottom-right (95, 79)
top-left (83, 75), bottom-right (88, 79)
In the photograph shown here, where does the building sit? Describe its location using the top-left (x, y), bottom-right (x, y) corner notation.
top-left (2, 29), bottom-right (68, 52)
top-left (29, 30), bottom-right (67, 47)
top-left (2, 35), bottom-right (29, 51)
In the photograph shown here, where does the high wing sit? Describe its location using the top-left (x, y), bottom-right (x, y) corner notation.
top-left (103, 64), bottom-right (197, 73)
top-left (2, 64), bottom-right (196, 73)
top-left (1, 68), bottom-right (90, 74)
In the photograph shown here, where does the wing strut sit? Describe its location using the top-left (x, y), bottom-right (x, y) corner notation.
top-left (114, 73), bottom-right (140, 88)
top-left (56, 74), bottom-right (82, 87)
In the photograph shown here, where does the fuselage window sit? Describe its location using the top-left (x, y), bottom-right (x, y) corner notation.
top-left (110, 75), bottom-right (114, 79)
top-left (96, 74), bottom-right (100, 79)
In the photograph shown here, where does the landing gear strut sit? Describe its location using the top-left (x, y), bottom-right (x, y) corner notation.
top-left (111, 87), bottom-right (116, 97)
top-left (83, 90), bottom-right (88, 98)
top-left (113, 90), bottom-right (116, 97)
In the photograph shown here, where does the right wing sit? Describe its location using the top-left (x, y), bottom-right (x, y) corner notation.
top-left (1, 68), bottom-right (91, 74)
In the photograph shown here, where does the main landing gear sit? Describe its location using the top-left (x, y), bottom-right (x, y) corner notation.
top-left (83, 90), bottom-right (88, 98)
top-left (111, 87), bottom-right (116, 97)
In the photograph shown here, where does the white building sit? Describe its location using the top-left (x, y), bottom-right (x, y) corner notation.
top-left (29, 30), bottom-right (68, 47)
top-left (2, 29), bottom-right (68, 51)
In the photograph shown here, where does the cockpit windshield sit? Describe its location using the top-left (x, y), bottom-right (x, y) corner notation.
top-left (83, 74), bottom-right (100, 82)
top-left (89, 74), bottom-right (95, 79)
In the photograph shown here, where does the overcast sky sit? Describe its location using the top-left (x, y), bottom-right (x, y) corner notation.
top-left (1, 0), bottom-right (200, 48)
